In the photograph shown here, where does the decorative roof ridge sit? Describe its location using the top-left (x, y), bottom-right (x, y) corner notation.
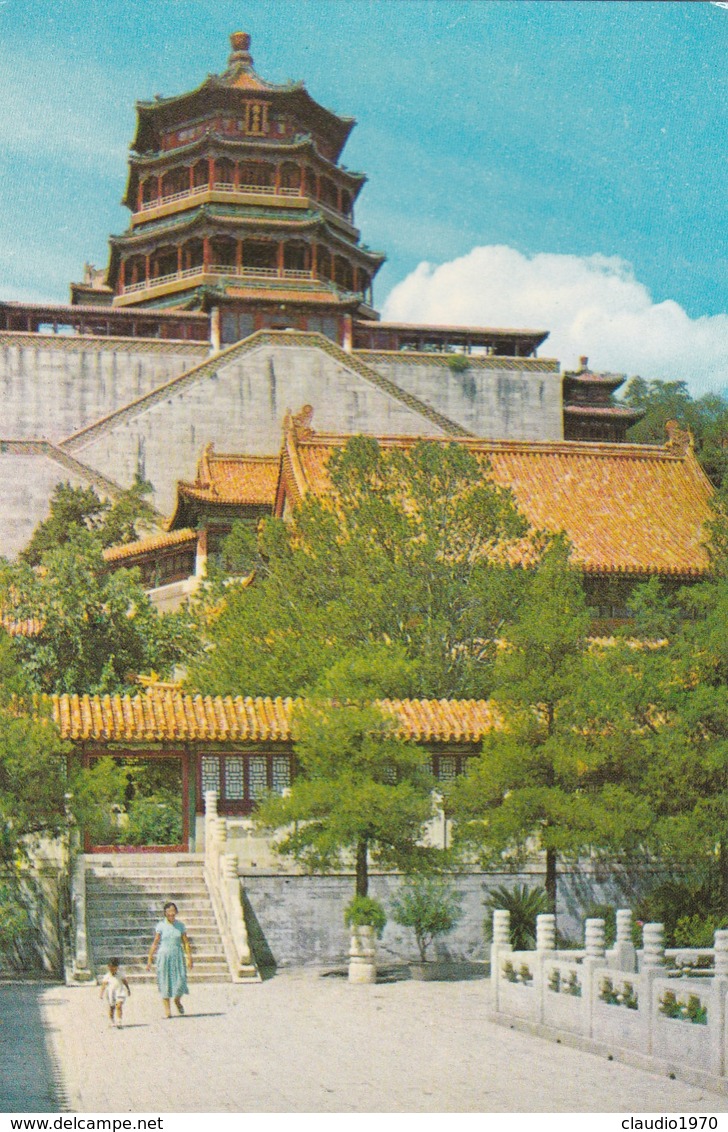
top-left (289, 423), bottom-right (699, 463)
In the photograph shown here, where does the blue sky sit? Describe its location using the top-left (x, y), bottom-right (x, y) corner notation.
top-left (1, 1), bottom-right (727, 389)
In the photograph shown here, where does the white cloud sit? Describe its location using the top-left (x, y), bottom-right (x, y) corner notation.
top-left (382, 246), bottom-right (728, 397)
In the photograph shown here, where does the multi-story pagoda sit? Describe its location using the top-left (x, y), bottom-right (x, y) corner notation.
top-left (562, 356), bottom-right (644, 443)
top-left (106, 32), bottom-right (384, 347)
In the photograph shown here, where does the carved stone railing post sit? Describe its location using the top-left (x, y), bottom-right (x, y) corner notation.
top-left (715, 929), bottom-right (728, 979)
top-left (492, 909), bottom-right (512, 959)
top-left (490, 909), bottom-right (512, 1013)
top-left (536, 914), bottom-right (556, 951)
top-left (70, 855), bottom-right (93, 982)
top-left (583, 917), bottom-right (607, 1039)
top-left (641, 922), bottom-right (666, 969)
top-left (640, 922), bottom-right (666, 1056)
top-left (607, 908), bottom-right (637, 973)
top-left (585, 917), bottom-right (606, 959)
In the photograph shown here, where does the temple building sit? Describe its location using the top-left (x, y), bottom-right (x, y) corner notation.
top-left (104, 410), bottom-right (714, 630)
top-left (0, 31), bottom-right (645, 561)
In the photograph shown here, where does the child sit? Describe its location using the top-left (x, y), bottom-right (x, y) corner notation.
top-left (100, 958), bottom-right (130, 1027)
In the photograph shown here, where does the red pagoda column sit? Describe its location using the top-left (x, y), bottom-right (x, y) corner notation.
top-left (119, 259), bottom-right (126, 293)
top-left (235, 240), bottom-right (243, 275)
top-left (277, 242), bottom-right (285, 276)
top-left (311, 242), bottom-right (318, 278)
top-left (203, 237), bottom-right (211, 272)
top-left (208, 158), bottom-right (215, 190)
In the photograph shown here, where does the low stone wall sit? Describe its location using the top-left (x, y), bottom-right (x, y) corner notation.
top-left (0, 860), bottom-right (65, 977)
top-left (240, 870), bottom-right (609, 968)
top-left (491, 910), bottom-right (728, 1091)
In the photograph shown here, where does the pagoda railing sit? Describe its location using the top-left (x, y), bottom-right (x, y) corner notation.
top-left (121, 265), bottom-right (317, 295)
top-left (135, 183), bottom-right (305, 215)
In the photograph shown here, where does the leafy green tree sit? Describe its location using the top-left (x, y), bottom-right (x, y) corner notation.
top-left (190, 437), bottom-right (534, 699)
top-left (0, 530), bottom-right (198, 694)
top-left (448, 539), bottom-right (654, 912)
top-left (0, 635), bottom-right (69, 871)
top-left (623, 377), bottom-right (728, 489)
top-left (21, 477), bottom-right (156, 566)
top-left (254, 646), bottom-right (437, 897)
top-left (634, 574), bottom-right (728, 906)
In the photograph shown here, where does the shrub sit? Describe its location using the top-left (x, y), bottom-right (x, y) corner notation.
top-left (636, 879), bottom-right (717, 946)
top-left (125, 792), bottom-right (183, 846)
top-left (483, 883), bottom-right (549, 950)
top-left (446, 353), bottom-right (470, 373)
top-left (344, 895), bottom-right (387, 938)
top-left (390, 877), bottom-right (463, 961)
top-left (673, 913), bottom-right (728, 948)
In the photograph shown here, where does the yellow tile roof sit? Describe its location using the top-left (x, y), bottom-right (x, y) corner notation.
top-left (278, 413), bottom-right (714, 577)
top-left (177, 446), bottom-right (279, 506)
top-left (102, 528), bottom-right (197, 563)
top-left (51, 691), bottom-right (497, 744)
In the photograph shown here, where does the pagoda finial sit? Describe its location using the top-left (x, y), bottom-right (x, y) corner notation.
top-left (229, 31), bottom-right (253, 68)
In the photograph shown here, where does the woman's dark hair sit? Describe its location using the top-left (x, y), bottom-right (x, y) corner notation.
top-left (163, 902), bottom-right (178, 913)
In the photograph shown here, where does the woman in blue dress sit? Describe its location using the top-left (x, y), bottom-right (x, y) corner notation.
top-left (146, 901), bottom-right (192, 1017)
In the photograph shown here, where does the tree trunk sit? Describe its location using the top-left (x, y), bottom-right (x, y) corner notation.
top-left (545, 848), bottom-right (557, 917)
top-left (355, 837), bottom-right (369, 897)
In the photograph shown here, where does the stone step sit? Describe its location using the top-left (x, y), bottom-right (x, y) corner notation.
top-left (88, 916), bottom-right (219, 930)
top-left (88, 878), bottom-right (209, 887)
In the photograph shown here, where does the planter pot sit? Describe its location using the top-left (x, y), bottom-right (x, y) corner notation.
top-left (348, 924), bottom-right (377, 984)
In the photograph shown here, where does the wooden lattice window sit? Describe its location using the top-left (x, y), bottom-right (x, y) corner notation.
top-left (198, 752), bottom-right (292, 812)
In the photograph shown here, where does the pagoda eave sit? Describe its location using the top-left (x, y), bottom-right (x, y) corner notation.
top-left (563, 405), bottom-right (644, 420)
top-left (133, 85), bottom-right (355, 161)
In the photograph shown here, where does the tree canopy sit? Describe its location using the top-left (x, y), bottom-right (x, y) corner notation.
top-left (190, 436), bottom-right (538, 699)
top-left (623, 377), bottom-right (728, 490)
top-left (21, 478), bottom-right (157, 566)
top-left (253, 646), bottom-right (438, 896)
top-left (447, 539), bottom-right (655, 910)
top-left (0, 530), bottom-right (198, 694)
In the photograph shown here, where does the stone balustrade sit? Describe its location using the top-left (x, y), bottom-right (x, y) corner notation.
top-left (203, 791), bottom-right (258, 981)
top-left (491, 909), bottom-right (728, 1088)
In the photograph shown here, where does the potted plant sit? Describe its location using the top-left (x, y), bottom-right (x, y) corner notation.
top-left (391, 877), bottom-right (463, 979)
top-left (344, 895), bottom-right (386, 984)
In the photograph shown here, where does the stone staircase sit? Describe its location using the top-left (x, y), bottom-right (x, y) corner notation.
top-left (84, 854), bottom-right (231, 983)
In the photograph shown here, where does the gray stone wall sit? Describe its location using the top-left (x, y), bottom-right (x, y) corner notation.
top-left (67, 344), bottom-right (450, 515)
top-left (0, 334), bottom-right (566, 558)
top-left (241, 868), bottom-right (630, 969)
top-left (0, 338), bottom-right (208, 442)
top-left (365, 357), bottom-right (564, 441)
top-left (0, 451), bottom-right (103, 557)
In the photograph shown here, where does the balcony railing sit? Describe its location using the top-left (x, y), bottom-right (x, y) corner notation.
top-left (121, 265), bottom-right (318, 295)
top-left (136, 183), bottom-right (306, 215)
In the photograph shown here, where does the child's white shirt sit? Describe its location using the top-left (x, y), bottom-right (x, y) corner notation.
top-left (101, 970), bottom-right (129, 1004)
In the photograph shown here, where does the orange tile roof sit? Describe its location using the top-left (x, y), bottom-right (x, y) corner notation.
top-left (177, 446), bottom-right (279, 507)
top-left (51, 691), bottom-right (497, 744)
top-left (1, 615), bottom-right (43, 638)
top-left (278, 413), bottom-right (714, 577)
top-left (103, 528), bottom-right (197, 563)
